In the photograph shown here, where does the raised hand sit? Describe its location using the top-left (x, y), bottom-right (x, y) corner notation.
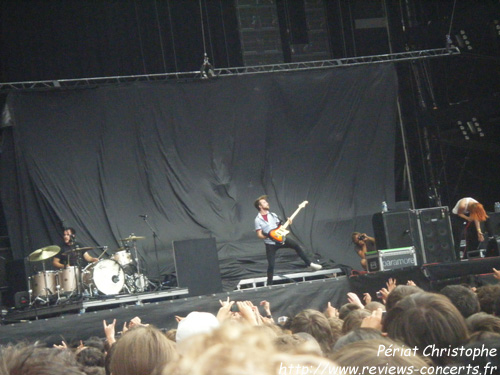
top-left (386, 278), bottom-right (397, 292)
top-left (347, 292), bottom-right (364, 309)
top-left (325, 301), bottom-right (339, 318)
top-left (217, 300), bottom-right (234, 322)
top-left (103, 319), bottom-right (117, 345)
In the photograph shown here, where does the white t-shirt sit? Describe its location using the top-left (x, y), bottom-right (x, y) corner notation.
top-left (452, 197), bottom-right (478, 215)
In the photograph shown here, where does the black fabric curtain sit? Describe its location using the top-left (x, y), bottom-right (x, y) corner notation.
top-left (1, 0), bottom-right (241, 82)
top-left (1, 64), bottom-right (398, 280)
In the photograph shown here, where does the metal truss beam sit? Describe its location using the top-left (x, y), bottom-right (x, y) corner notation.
top-left (0, 47), bottom-right (460, 92)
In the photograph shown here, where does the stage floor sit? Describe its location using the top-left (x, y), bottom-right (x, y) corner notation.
top-left (0, 274), bottom-right (350, 346)
top-left (2, 256), bottom-right (500, 346)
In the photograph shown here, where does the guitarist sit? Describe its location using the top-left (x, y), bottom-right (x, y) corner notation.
top-left (254, 195), bottom-right (322, 286)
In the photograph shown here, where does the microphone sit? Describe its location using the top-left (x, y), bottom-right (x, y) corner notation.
top-left (139, 214), bottom-right (148, 219)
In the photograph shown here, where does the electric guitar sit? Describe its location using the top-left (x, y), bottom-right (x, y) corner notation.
top-left (268, 201), bottom-right (308, 243)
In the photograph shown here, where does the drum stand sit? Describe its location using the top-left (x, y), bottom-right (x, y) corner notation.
top-left (129, 235), bottom-right (148, 293)
top-left (140, 216), bottom-right (162, 290)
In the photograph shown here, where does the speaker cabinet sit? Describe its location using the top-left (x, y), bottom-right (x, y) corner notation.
top-left (486, 236), bottom-right (500, 257)
top-left (372, 211), bottom-right (413, 250)
top-left (172, 238), bottom-right (223, 297)
top-left (486, 212), bottom-right (500, 237)
top-left (409, 207), bottom-right (456, 264)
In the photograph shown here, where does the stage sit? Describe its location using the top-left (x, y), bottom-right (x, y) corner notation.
top-left (0, 270), bottom-right (350, 346)
top-left (1, 256), bottom-right (500, 346)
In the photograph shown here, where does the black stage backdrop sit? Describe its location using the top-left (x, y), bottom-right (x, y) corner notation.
top-left (1, 65), bottom-right (398, 281)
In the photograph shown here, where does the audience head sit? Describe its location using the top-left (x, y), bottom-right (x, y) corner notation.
top-left (81, 366), bottom-right (105, 375)
top-left (76, 346), bottom-right (105, 367)
top-left (290, 309), bottom-right (335, 355)
top-left (83, 337), bottom-right (105, 353)
top-left (110, 325), bottom-right (178, 375)
top-left (330, 338), bottom-right (432, 371)
top-left (164, 329), bottom-right (177, 342)
top-left (468, 331), bottom-right (500, 343)
top-left (466, 312), bottom-right (500, 334)
top-left (164, 321), bottom-right (275, 375)
top-left (383, 292), bottom-right (469, 365)
top-left (164, 321), bottom-right (338, 375)
top-left (449, 336), bottom-right (500, 374)
top-left (385, 285), bottom-right (423, 311)
top-left (338, 303), bottom-right (361, 320)
top-left (476, 284), bottom-right (500, 314)
top-left (327, 316), bottom-right (344, 347)
top-left (341, 308), bottom-right (371, 334)
top-left (0, 344), bottom-right (85, 375)
top-left (274, 332), bottom-right (323, 356)
top-left (364, 301), bottom-right (385, 312)
top-left (439, 284), bottom-right (480, 318)
top-left (333, 328), bottom-right (385, 352)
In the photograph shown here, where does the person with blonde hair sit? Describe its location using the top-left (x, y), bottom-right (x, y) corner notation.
top-left (109, 325), bottom-right (178, 375)
top-left (163, 321), bottom-right (337, 375)
top-left (452, 197), bottom-right (488, 258)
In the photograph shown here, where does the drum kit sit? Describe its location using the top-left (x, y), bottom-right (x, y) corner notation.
top-left (27, 235), bottom-right (151, 305)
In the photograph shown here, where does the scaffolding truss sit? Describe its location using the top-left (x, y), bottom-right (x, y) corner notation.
top-left (0, 47), bottom-right (460, 91)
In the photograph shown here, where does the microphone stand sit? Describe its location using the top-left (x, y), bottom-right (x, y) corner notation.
top-left (141, 216), bottom-right (161, 290)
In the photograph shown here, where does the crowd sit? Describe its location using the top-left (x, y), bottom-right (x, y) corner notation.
top-left (2, 272), bottom-right (500, 375)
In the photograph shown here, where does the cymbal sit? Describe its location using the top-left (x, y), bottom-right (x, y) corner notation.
top-left (121, 236), bottom-right (145, 241)
top-left (29, 245), bottom-right (61, 262)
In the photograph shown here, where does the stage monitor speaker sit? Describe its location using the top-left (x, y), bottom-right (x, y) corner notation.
top-left (486, 212), bottom-right (500, 237)
top-left (172, 238), bottom-right (223, 297)
top-left (409, 207), bottom-right (456, 264)
top-left (14, 291), bottom-right (30, 309)
top-left (372, 211), bottom-right (413, 250)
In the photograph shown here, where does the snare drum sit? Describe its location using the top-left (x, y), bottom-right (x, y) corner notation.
top-left (31, 270), bottom-right (58, 297)
top-left (60, 266), bottom-right (80, 293)
top-left (113, 250), bottom-right (133, 266)
top-left (83, 259), bottom-right (124, 295)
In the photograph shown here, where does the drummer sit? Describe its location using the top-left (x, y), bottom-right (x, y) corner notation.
top-left (52, 227), bottom-right (99, 269)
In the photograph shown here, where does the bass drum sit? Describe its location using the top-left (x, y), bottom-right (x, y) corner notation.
top-left (84, 259), bottom-right (124, 295)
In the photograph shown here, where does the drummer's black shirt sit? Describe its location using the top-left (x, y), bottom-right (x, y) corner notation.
top-left (56, 241), bottom-right (88, 267)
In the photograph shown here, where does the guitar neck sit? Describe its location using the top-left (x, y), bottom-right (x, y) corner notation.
top-left (282, 201), bottom-right (308, 229)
